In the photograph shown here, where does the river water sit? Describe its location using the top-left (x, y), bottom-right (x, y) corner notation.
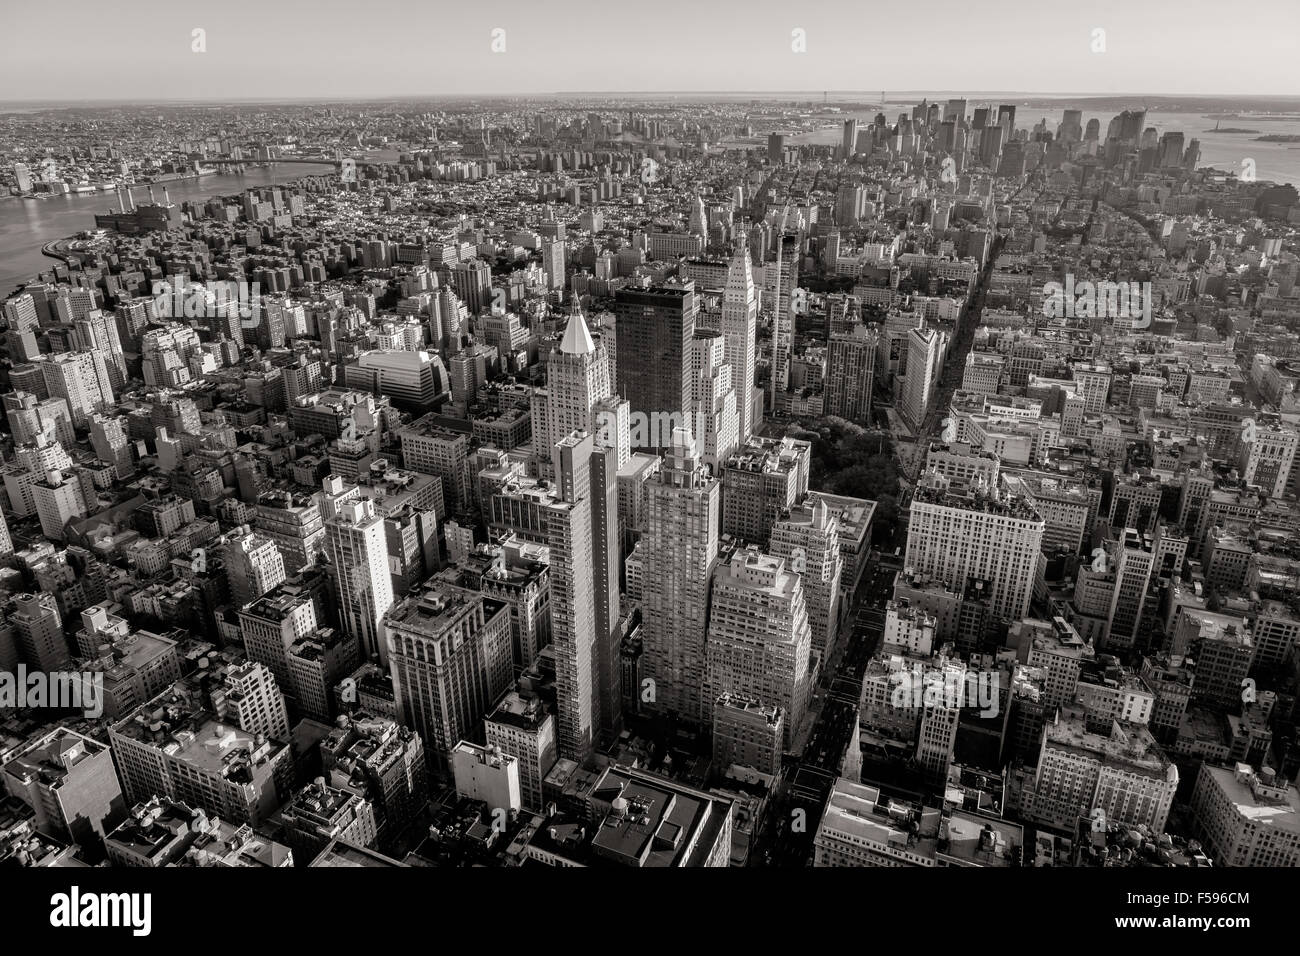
top-left (0, 163), bottom-right (329, 295)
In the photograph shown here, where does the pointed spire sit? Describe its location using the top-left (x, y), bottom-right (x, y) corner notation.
top-left (559, 301), bottom-right (595, 356)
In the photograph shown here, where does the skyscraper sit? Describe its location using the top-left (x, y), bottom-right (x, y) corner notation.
top-left (640, 428), bottom-right (720, 726)
top-left (487, 434), bottom-right (602, 759)
top-left (541, 238), bottom-right (567, 292)
top-left (323, 479), bottom-right (395, 666)
top-left (689, 194), bottom-right (707, 236)
top-left (767, 133), bottom-right (786, 164)
top-left (704, 548), bottom-right (812, 749)
top-left (549, 433), bottom-right (599, 758)
top-left (900, 326), bottom-right (942, 430)
top-left (721, 232), bottom-right (759, 442)
top-left (614, 286), bottom-right (696, 451)
top-left (40, 351), bottom-right (114, 428)
top-left (825, 323), bottom-right (879, 425)
top-left (533, 304), bottom-right (614, 469)
top-left (384, 582), bottom-right (514, 774)
top-left (770, 497), bottom-right (843, 661)
top-left (769, 232), bottom-right (799, 409)
top-left (223, 528), bottom-right (287, 609)
top-left (842, 118), bottom-right (859, 158)
top-left (73, 310), bottom-right (127, 390)
top-left (11, 591), bottom-right (69, 673)
top-left (904, 473), bottom-right (1044, 621)
top-left (690, 330), bottom-right (739, 471)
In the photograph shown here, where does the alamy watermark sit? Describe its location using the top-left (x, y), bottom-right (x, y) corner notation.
top-left (1, 665), bottom-right (104, 718)
top-left (890, 664), bottom-right (1000, 717)
top-left (151, 275), bottom-right (261, 325)
top-left (595, 408), bottom-right (712, 450)
top-left (1042, 275), bottom-right (1152, 329)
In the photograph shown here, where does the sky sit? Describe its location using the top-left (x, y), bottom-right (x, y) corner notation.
top-left (2, 0), bottom-right (1297, 102)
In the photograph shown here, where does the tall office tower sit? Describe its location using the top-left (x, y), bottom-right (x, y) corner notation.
top-left (324, 490), bottom-right (395, 667)
top-left (614, 286), bottom-right (696, 451)
top-left (74, 310), bottom-right (127, 389)
top-left (905, 473), bottom-right (1044, 621)
top-left (997, 104), bottom-right (1016, 133)
top-left (88, 413), bottom-right (133, 476)
top-left (33, 467), bottom-right (88, 541)
top-left (399, 415), bottom-right (471, 515)
top-left (223, 528), bottom-right (287, 609)
top-left (487, 442), bottom-right (604, 755)
top-left (385, 581), bottom-right (514, 775)
top-left (936, 120), bottom-right (956, 153)
top-left (1130, 112), bottom-right (1152, 144)
top-left (593, 394), bottom-right (631, 471)
top-left (541, 238), bottom-right (567, 292)
top-left (690, 330), bottom-right (739, 471)
top-left (770, 497), bottom-right (843, 660)
top-left (1104, 529), bottom-right (1156, 651)
top-left (972, 106), bottom-right (990, 129)
top-left (842, 118), bottom-right (859, 158)
top-left (212, 660), bottom-right (291, 742)
top-left (40, 351), bottom-right (114, 428)
top-left (721, 231), bottom-right (759, 442)
top-left (721, 436), bottom-right (812, 547)
top-left (11, 591), bottom-right (69, 672)
top-left (1059, 109), bottom-right (1083, 143)
top-left (825, 323), bottom-right (879, 424)
top-left (1158, 131), bottom-right (1185, 169)
top-left (0, 509), bottom-right (11, 566)
top-left (2, 728), bottom-right (125, 863)
top-left (912, 659), bottom-right (966, 786)
top-left (689, 194), bottom-right (708, 236)
top-left (450, 258), bottom-right (493, 314)
top-left (640, 428), bottom-right (720, 726)
top-left (109, 684), bottom-right (294, 827)
top-left (704, 548), bottom-right (811, 749)
top-left (1085, 118), bottom-right (1100, 141)
top-left (589, 442), bottom-right (623, 743)
top-left (770, 232), bottom-right (800, 408)
top-left (835, 184), bottom-right (864, 225)
top-left (1182, 138), bottom-right (1201, 171)
top-left (534, 304), bottom-right (614, 468)
top-left (900, 327), bottom-right (941, 429)
top-left (979, 124), bottom-right (1005, 166)
top-left (548, 433), bottom-right (600, 757)
top-left (767, 133), bottom-right (786, 164)
top-left (823, 229), bottom-right (842, 269)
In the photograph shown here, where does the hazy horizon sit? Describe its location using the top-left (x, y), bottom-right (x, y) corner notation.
top-left (3, 0), bottom-right (1297, 102)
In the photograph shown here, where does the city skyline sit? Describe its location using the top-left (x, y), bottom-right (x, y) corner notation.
top-left (1, 1), bottom-right (1298, 922)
